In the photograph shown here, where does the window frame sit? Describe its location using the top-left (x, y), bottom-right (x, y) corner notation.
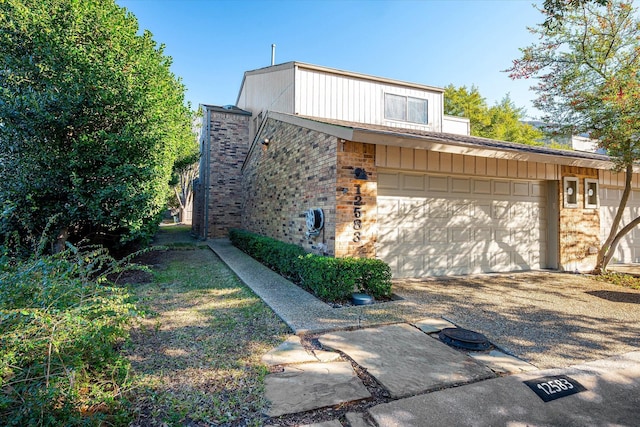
top-left (384, 93), bottom-right (428, 125)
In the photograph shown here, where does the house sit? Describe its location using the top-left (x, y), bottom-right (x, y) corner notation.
top-left (193, 61), bottom-right (640, 277)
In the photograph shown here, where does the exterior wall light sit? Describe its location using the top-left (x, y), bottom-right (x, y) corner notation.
top-left (564, 177), bottom-right (578, 208)
top-left (585, 178), bottom-right (599, 209)
top-left (354, 168), bottom-right (368, 180)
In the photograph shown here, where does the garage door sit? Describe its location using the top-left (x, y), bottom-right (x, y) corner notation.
top-left (377, 171), bottom-right (548, 277)
top-left (600, 187), bottom-right (640, 264)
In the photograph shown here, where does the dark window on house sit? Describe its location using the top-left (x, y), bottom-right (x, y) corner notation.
top-left (385, 94), bottom-right (428, 125)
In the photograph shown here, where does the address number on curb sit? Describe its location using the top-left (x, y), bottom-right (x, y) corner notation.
top-left (523, 375), bottom-right (586, 402)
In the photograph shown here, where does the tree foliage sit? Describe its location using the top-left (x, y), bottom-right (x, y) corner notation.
top-left (444, 84), bottom-right (543, 145)
top-left (508, 0), bottom-right (640, 272)
top-left (0, 0), bottom-right (194, 254)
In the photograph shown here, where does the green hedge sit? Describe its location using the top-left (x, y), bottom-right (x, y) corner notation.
top-left (228, 229), bottom-right (392, 301)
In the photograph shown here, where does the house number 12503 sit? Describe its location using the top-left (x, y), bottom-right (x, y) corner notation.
top-left (353, 184), bottom-right (363, 242)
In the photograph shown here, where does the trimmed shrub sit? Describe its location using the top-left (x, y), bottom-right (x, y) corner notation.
top-left (228, 229), bottom-right (392, 301)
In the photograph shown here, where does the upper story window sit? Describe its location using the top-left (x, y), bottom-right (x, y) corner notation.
top-left (384, 94), bottom-right (428, 125)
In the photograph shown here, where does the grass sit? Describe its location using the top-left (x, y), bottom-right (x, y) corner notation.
top-left (125, 238), bottom-right (290, 426)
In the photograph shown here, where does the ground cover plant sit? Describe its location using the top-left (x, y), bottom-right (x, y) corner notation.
top-left (0, 244), bottom-right (140, 426)
top-left (125, 232), bottom-right (290, 426)
top-left (228, 228), bottom-right (392, 302)
top-left (596, 272), bottom-right (640, 290)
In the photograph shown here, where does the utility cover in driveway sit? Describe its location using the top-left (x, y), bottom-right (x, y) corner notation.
top-left (319, 324), bottom-right (495, 398)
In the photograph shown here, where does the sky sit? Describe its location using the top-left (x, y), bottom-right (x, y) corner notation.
top-left (117, 0), bottom-right (546, 119)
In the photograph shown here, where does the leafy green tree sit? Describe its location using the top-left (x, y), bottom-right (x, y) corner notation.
top-left (0, 0), bottom-right (194, 254)
top-left (444, 85), bottom-right (543, 145)
top-left (508, 0), bottom-right (640, 273)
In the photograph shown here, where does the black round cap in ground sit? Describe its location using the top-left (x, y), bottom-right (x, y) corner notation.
top-left (439, 327), bottom-right (491, 351)
top-left (351, 293), bottom-right (374, 305)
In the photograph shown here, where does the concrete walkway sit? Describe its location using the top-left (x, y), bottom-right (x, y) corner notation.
top-left (207, 239), bottom-right (640, 426)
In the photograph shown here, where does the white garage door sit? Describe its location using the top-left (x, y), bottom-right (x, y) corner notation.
top-left (377, 171), bottom-right (548, 277)
top-left (600, 187), bottom-right (640, 264)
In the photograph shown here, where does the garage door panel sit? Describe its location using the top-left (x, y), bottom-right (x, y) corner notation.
top-left (378, 173), bottom-right (547, 277)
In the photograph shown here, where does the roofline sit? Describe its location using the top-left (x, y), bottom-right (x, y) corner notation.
top-left (235, 61), bottom-right (445, 105)
top-left (266, 113), bottom-right (634, 172)
top-left (200, 103), bottom-right (252, 116)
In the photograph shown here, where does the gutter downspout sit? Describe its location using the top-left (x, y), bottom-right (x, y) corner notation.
top-left (203, 106), bottom-right (211, 239)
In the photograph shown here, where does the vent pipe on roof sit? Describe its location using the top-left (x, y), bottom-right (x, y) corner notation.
top-left (271, 44), bottom-right (276, 66)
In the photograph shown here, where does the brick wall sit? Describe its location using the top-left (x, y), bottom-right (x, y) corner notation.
top-left (196, 109), bottom-right (251, 239)
top-left (559, 165), bottom-right (600, 271)
top-left (335, 141), bottom-right (377, 258)
top-left (241, 119), bottom-right (338, 254)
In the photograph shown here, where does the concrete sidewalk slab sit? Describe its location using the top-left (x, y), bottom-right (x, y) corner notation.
top-left (368, 351), bottom-right (640, 427)
top-left (412, 317), bottom-right (455, 334)
top-left (262, 335), bottom-right (340, 366)
top-left (264, 361), bottom-right (371, 417)
top-left (469, 350), bottom-right (538, 374)
top-left (318, 324), bottom-right (495, 398)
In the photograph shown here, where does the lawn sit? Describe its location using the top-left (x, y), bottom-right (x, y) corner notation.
top-left (125, 229), bottom-right (290, 426)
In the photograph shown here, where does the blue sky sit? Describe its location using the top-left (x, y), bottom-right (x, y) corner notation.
top-left (117, 0), bottom-right (545, 118)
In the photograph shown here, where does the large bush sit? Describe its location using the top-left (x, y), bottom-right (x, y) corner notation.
top-left (0, 245), bottom-right (140, 425)
top-left (229, 229), bottom-right (392, 301)
top-left (0, 0), bottom-right (194, 253)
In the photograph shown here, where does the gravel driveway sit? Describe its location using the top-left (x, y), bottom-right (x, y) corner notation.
top-left (393, 272), bottom-right (640, 369)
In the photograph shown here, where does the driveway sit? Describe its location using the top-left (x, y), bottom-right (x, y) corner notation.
top-left (393, 271), bottom-right (640, 369)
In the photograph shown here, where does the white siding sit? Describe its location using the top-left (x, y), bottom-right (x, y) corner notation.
top-left (295, 68), bottom-right (443, 132)
top-left (442, 115), bottom-right (471, 135)
top-left (237, 66), bottom-right (295, 118)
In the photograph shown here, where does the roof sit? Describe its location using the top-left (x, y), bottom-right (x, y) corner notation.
top-left (200, 104), bottom-right (251, 116)
top-left (263, 112), bottom-right (623, 171)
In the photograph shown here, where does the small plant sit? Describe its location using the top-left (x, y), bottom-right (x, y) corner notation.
top-left (596, 272), bottom-right (640, 290)
top-left (0, 244), bottom-right (140, 425)
top-left (228, 229), bottom-right (392, 301)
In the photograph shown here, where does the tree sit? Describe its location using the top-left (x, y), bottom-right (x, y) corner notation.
top-left (542, 0), bottom-right (609, 28)
top-left (444, 85), bottom-right (544, 145)
top-left (0, 0), bottom-right (194, 253)
top-left (508, 0), bottom-right (640, 273)
top-left (170, 150), bottom-right (199, 223)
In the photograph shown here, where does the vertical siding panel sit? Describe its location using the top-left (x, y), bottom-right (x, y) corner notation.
top-left (427, 151), bottom-right (440, 172)
top-left (415, 149), bottom-right (427, 171)
top-left (507, 160), bottom-right (518, 178)
top-left (497, 159), bottom-right (509, 177)
top-left (440, 152), bottom-right (452, 173)
top-left (486, 157), bottom-right (497, 176)
top-left (452, 154), bottom-right (464, 173)
top-left (376, 145), bottom-right (387, 167)
top-left (400, 148), bottom-right (414, 170)
top-left (464, 155), bottom-right (475, 175)
top-left (537, 162), bottom-right (546, 179)
top-left (518, 161), bottom-right (528, 178)
top-left (476, 157), bottom-right (486, 176)
top-left (545, 163), bottom-right (555, 180)
top-left (387, 146), bottom-right (401, 168)
top-left (527, 162), bottom-right (537, 179)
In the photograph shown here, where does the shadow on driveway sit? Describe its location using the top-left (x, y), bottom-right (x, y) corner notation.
top-left (393, 272), bottom-right (640, 369)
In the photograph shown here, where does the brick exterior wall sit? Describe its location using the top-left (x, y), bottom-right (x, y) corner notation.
top-left (335, 141), bottom-right (377, 258)
top-left (559, 165), bottom-right (600, 271)
top-left (193, 108), bottom-right (251, 239)
top-left (241, 119), bottom-right (338, 254)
